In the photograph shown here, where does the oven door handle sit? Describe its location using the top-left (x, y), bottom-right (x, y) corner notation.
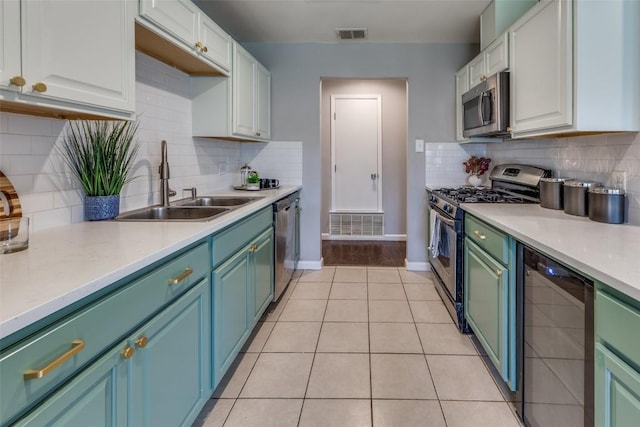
top-left (433, 210), bottom-right (456, 227)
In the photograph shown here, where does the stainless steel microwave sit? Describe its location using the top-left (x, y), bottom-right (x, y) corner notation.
top-left (462, 71), bottom-right (510, 138)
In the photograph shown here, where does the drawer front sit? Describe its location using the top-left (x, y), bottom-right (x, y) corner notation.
top-left (465, 215), bottom-right (509, 264)
top-left (212, 206), bottom-right (272, 267)
top-left (0, 242), bottom-right (209, 426)
top-left (596, 289), bottom-right (640, 366)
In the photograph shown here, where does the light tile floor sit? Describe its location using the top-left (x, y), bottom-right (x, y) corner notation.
top-left (193, 266), bottom-right (523, 427)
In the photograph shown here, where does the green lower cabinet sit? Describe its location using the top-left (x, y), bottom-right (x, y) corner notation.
top-left (13, 341), bottom-right (128, 427)
top-left (464, 238), bottom-right (509, 383)
top-left (15, 279), bottom-right (210, 427)
top-left (130, 278), bottom-right (211, 427)
top-left (596, 343), bottom-right (640, 427)
top-left (213, 245), bottom-right (252, 386)
top-left (252, 228), bottom-right (274, 324)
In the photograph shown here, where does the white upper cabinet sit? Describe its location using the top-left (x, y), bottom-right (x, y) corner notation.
top-left (509, 0), bottom-right (571, 135)
top-left (191, 42), bottom-right (271, 142)
top-left (0, 0), bottom-right (21, 92)
top-left (509, 0), bottom-right (640, 138)
top-left (137, 0), bottom-right (231, 75)
top-left (255, 62), bottom-right (271, 140)
top-left (480, 0), bottom-right (537, 50)
top-left (1, 0), bottom-right (136, 120)
top-left (468, 33), bottom-right (509, 88)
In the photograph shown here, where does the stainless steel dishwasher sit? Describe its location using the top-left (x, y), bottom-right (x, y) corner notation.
top-left (516, 244), bottom-right (594, 427)
top-left (273, 192), bottom-right (299, 300)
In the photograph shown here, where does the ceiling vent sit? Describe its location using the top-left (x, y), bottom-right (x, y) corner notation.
top-left (336, 28), bottom-right (367, 40)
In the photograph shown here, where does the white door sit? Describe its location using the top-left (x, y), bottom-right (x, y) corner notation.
top-left (331, 94), bottom-right (382, 212)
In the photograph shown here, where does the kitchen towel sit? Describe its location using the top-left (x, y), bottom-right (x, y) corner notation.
top-left (430, 213), bottom-right (440, 258)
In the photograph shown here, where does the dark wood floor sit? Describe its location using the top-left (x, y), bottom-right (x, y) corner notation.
top-left (322, 240), bottom-right (406, 267)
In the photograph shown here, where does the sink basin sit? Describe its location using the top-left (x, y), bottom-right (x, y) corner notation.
top-left (115, 206), bottom-right (230, 222)
top-left (177, 196), bottom-right (263, 207)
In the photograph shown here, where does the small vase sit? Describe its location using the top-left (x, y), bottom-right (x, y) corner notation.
top-left (467, 174), bottom-right (483, 187)
top-left (85, 195), bottom-right (120, 221)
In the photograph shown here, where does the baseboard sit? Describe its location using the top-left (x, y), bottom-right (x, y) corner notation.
top-left (296, 258), bottom-right (324, 270)
top-left (322, 233), bottom-right (406, 241)
top-left (404, 259), bottom-right (431, 271)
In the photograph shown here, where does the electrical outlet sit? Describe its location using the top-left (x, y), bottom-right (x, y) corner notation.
top-left (612, 170), bottom-right (626, 191)
top-left (218, 162), bottom-right (227, 175)
top-left (415, 139), bottom-right (424, 153)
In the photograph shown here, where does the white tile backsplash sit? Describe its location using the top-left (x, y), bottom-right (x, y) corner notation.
top-left (0, 52), bottom-right (302, 232)
top-left (486, 132), bottom-right (640, 225)
top-left (424, 133), bottom-right (640, 224)
top-left (424, 142), bottom-right (487, 188)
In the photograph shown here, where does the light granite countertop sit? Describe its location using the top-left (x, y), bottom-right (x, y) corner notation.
top-left (462, 204), bottom-right (640, 301)
top-left (0, 186), bottom-right (301, 340)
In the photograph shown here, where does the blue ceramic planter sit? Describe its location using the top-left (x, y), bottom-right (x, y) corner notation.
top-left (85, 195), bottom-right (120, 221)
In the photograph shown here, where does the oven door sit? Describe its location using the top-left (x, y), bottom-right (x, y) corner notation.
top-left (428, 209), bottom-right (458, 300)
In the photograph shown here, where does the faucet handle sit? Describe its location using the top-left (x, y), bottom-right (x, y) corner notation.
top-left (168, 188), bottom-right (177, 198)
top-left (183, 187), bottom-right (197, 199)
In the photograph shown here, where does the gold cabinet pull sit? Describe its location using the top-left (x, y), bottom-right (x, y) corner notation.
top-left (168, 267), bottom-right (193, 285)
top-left (9, 76), bottom-right (26, 87)
top-left (121, 346), bottom-right (135, 360)
top-left (135, 336), bottom-right (148, 349)
top-left (473, 230), bottom-right (486, 240)
top-left (24, 340), bottom-right (85, 380)
top-left (495, 268), bottom-right (503, 277)
top-left (32, 82), bottom-right (47, 93)
top-left (249, 243), bottom-right (258, 253)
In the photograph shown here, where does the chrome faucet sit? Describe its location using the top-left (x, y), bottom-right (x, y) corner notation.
top-left (159, 140), bottom-right (176, 207)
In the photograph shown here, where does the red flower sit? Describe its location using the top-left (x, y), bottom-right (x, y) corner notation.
top-left (462, 156), bottom-right (492, 176)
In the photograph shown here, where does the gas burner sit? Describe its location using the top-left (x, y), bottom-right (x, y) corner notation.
top-left (432, 186), bottom-right (534, 204)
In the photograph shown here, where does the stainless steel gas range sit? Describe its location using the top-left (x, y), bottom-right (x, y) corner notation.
top-left (427, 164), bottom-right (550, 332)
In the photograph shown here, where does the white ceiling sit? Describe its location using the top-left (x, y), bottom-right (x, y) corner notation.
top-left (193, 0), bottom-right (491, 44)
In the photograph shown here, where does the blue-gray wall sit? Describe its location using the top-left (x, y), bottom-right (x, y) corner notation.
top-left (244, 42), bottom-right (477, 266)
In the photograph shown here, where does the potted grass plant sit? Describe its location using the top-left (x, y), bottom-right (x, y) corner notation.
top-left (59, 120), bottom-right (140, 220)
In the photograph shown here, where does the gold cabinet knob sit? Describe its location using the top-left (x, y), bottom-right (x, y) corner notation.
top-left (495, 268), bottom-right (503, 277)
top-left (256, 132), bottom-right (261, 137)
top-left (135, 336), bottom-right (148, 349)
top-left (202, 45), bottom-right (208, 53)
top-left (121, 346), bottom-right (135, 360)
top-left (506, 126), bottom-right (512, 132)
top-left (32, 82), bottom-right (47, 93)
top-left (10, 76), bottom-right (26, 87)
top-left (195, 41), bottom-right (203, 51)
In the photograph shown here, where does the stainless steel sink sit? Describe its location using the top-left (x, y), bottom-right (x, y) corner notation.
top-left (115, 206), bottom-right (230, 222)
top-left (176, 196), bottom-right (263, 207)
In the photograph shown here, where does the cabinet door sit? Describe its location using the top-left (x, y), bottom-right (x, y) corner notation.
top-left (131, 279), bottom-right (211, 427)
top-left (199, 15), bottom-right (232, 73)
top-left (485, 33), bottom-right (509, 77)
top-left (468, 53), bottom-right (486, 88)
top-left (20, 0), bottom-right (136, 112)
top-left (255, 62), bottom-right (271, 139)
top-left (455, 66), bottom-right (469, 142)
top-left (252, 228), bottom-right (274, 324)
top-left (139, 0), bottom-right (199, 48)
top-left (14, 340), bottom-right (128, 427)
top-left (596, 343), bottom-right (640, 427)
top-left (464, 238), bottom-right (508, 379)
top-left (213, 246), bottom-right (251, 385)
top-left (0, 0), bottom-right (21, 91)
top-left (510, 0), bottom-right (572, 135)
top-left (233, 44), bottom-right (257, 138)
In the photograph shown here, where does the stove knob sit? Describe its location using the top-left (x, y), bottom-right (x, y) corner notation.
top-left (444, 204), bottom-right (452, 214)
top-left (429, 195), bottom-right (437, 203)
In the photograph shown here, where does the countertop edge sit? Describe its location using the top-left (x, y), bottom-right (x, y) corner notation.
top-left (0, 186), bottom-right (301, 341)
top-left (461, 204), bottom-right (640, 302)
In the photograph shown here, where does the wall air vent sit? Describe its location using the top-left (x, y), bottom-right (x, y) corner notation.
top-left (336, 28), bottom-right (368, 40)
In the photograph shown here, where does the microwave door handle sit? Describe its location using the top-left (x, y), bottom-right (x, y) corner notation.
top-left (481, 92), bottom-right (492, 125)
